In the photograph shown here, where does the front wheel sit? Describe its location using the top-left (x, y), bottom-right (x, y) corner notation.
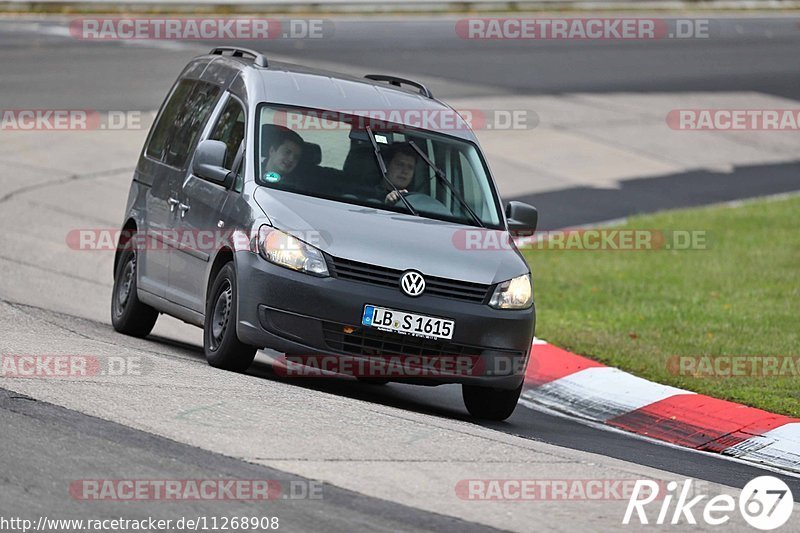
top-left (111, 246), bottom-right (159, 338)
top-left (462, 384), bottom-right (522, 421)
top-left (204, 263), bottom-right (256, 373)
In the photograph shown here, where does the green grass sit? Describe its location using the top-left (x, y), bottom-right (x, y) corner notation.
top-left (522, 195), bottom-right (800, 417)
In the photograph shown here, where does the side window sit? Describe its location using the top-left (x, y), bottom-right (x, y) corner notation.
top-left (146, 80), bottom-right (194, 163)
top-left (209, 97), bottom-right (245, 171)
top-left (146, 80), bottom-right (221, 169)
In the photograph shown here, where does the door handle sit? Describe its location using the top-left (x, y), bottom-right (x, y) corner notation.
top-left (178, 203), bottom-right (190, 218)
top-left (168, 197), bottom-right (180, 212)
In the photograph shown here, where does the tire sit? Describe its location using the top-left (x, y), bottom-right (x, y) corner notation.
top-left (111, 246), bottom-right (159, 338)
top-left (204, 262), bottom-right (256, 373)
top-left (462, 383), bottom-right (523, 421)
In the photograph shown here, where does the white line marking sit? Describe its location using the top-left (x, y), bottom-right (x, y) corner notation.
top-left (525, 366), bottom-right (691, 422)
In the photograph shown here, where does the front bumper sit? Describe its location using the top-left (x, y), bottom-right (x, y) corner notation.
top-left (235, 251), bottom-right (535, 389)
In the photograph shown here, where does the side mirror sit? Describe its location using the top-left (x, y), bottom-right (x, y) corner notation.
top-left (192, 140), bottom-right (231, 185)
top-left (506, 201), bottom-right (538, 236)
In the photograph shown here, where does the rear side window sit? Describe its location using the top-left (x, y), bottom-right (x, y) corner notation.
top-left (146, 79), bottom-right (221, 168)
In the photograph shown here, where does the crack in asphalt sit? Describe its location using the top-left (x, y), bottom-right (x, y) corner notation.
top-left (3, 299), bottom-right (99, 343)
top-left (27, 199), bottom-right (121, 226)
top-left (0, 253), bottom-right (110, 287)
top-left (0, 157), bottom-right (71, 175)
top-left (0, 166), bottom-right (133, 205)
top-left (8, 395), bottom-right (37, 401)
top-left (0, 299), bottom-right (204, 365)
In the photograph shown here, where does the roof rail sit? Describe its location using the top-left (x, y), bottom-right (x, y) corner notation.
top-left (364, 74), bottom-right (434, 99)
top-left (210, 47), bottom-right (268, 68)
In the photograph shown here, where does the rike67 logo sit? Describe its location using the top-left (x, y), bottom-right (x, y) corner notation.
top-left (623, 476), bottom-right (793, 530)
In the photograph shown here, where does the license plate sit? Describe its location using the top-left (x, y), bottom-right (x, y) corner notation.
top-left (362, 305), bottom-right (454, 340)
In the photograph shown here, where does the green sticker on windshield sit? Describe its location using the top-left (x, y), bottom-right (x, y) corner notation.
top-left (264, 171), bottom-right (281, 183)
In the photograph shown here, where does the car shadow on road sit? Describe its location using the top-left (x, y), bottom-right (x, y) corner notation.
top-left (246, 357), bottom-right (476, 422)
top-left (141, 330), bottom-right (526, 427)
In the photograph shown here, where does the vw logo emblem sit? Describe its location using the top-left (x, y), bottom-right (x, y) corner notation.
top-left (400, 271), bottom-right (425, 297)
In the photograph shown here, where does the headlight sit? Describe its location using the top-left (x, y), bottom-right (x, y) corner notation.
top-left (257, 226), bottom-right (329, 277)
top-left (489, 273), bottom-right (532, 310)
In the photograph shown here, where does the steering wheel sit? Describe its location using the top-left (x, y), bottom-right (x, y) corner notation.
top-left (390, 192), bottom-right (452, 216)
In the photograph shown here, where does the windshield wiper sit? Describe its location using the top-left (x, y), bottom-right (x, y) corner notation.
top-left (365, 127), bottom-right (418, 217)
top-left (407, 140), bottom-right (485, 228)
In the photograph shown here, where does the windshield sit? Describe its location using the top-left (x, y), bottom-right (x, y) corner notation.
top-left (255, 105), bottom-right (503, 229)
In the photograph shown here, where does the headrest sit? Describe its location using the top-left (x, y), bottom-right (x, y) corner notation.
top-left (343, 142), bottom-right (380, 187)
top-left (260, 124), bottom-right (304, 153)
top-left (302, 142), bottom-right (322, 167)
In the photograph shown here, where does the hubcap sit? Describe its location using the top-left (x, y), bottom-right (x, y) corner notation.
top-left (114, 255), bottom-right (135, 316)
top-left (210, 282), bottom-right (232, 349)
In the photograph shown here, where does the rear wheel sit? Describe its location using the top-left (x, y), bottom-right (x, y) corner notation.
top-left (204, 263), bottom-right (256, 373)
top-left (111, 246), bottom-right (159, 338)
top-left (462, 384), bottom-right (522, 421)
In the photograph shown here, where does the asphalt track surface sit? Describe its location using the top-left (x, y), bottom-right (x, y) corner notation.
top-left (1, 14), bottom-right (800, 530)
top-left (2, 17), bottom-right (800, 107)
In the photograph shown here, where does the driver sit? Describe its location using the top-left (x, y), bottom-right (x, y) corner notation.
top-left (377, 143), bottom-right (417, 204)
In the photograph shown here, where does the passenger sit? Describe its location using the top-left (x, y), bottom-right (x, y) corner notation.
top-left (262, 128), bottom-right (304, 183)
top-left (376, 143), bottom-right (417, 204)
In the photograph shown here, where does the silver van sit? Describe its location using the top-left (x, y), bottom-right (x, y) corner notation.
top-left (112, 47), bottom-right (538, 420)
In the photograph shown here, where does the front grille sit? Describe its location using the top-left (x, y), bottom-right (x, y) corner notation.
top-left (328, 256), bottom-right (491, 303)
top-left (322, 321), bottom-right (484, 358)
